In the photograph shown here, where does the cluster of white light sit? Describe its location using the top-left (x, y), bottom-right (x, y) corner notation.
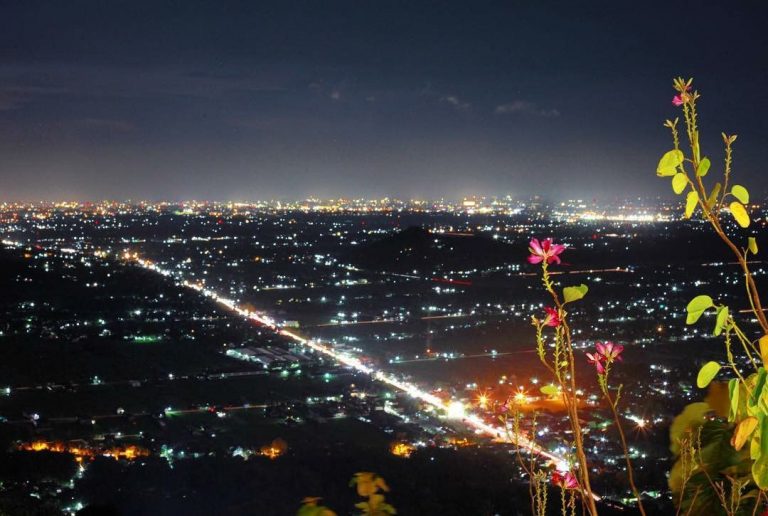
top-left (130, 253), bottom-right (569, 469)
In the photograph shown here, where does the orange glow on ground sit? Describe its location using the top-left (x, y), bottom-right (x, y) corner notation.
top-left (18, 441), bottom-right (149, 461)
top-left (390, 442), bottom-right (415, 458)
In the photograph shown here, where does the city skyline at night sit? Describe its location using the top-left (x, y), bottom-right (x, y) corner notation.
top-left (1, 1), bottom-right (767, 200)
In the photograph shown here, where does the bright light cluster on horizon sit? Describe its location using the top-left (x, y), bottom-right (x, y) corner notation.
top-left (553, 211), bottom-right (671, 223)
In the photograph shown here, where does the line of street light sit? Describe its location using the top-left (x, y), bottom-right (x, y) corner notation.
top-left (127, 251), bottom-right (569, 470)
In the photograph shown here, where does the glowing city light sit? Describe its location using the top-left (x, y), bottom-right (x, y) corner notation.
top-left (126, 252), bottom-right (569, 469)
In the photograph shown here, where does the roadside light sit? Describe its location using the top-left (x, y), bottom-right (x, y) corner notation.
top-left (446, 401), bottom-right (465, 419)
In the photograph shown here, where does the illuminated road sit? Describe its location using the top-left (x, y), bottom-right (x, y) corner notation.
top-left (388, 350), bottom-right (534, 364)
top-left (311, 312), bottom-right (468, 328)
top-left (127, 252), bottom-right (569, 469)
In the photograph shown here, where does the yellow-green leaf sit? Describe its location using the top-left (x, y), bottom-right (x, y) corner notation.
top-left (730, 201), bottom-right (750, 228)
top-left (760, 335), bottom-right (768, 366)
top-left (754, 421), bottom-right (768, 488)
top-left (685, 191), bottom-right (698, 218)
top-left (732, 416), bottom-right (759, 451)
top-left (706, 182), bottom-right (722, 209)
top-left (732, 185), bottom-right (749, 204)
top-left (672, 173), bottom-right (687, 194)
top-left (714, 306), bottom-right (729, 336)
top-left (729, 378), bottom-right (741, 422)
top-left (697, 361), bottom-right (721, 388)
top-left (686, 295), bottom-right (713, 324)
top-left (540, 384), bottom-right (559, 396)
top-left (697, 157), bottom-right (711, 177)
top-left (749, 237), bottom-right (759, 255)
top-left (562, 284), bottom-right (588, 304)
top-left (657, 149), bottom-right (684, 177)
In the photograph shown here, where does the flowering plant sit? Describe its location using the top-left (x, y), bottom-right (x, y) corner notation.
top-left (660, 78), bottom-right (768, 514)
top-left (527, 238), bottom-right (645, 515)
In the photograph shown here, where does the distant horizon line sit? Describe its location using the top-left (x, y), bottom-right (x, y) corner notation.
top-left (0, 194), bottom-right (689, 206)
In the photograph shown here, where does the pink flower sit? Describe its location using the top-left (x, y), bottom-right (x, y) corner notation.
top-left (552, 471), bottom-right (579, 489)
top-left (586, 352), bottom-right (605, 374)
top-left (672, 88), bottom-right (692, 106)
top-left (595, 341), bottom-right (623, 364)
top-left (542, 306), bottom-right (561, 327)
top-left (528, 238), bottom-right (566, 265)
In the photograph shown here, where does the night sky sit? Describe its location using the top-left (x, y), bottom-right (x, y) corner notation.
top-left (1, 1), bottom-right (767, 201)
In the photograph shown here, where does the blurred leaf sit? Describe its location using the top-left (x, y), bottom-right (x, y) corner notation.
top-left (297, 498), bottom-right (337, 516)
top-left (562, 284), bottom-right (588, 304)
top-left (657, 149), bottom-right (684, 176)
top-left (732, 416), bottom-right (758, 451)
top-left (697, 361), bottom-right (721, 388)
top-left (732, 184), bottom-right (750, 204)
top-left (686, 295), bottom-right (713, 324)
top-left (730, 201), bottom-right (750, 228)
top-left (351, 472), bottom-right (376, 497)
top-left (705, 382), bottom-right (730, 419)
top-left (670, 402), bottom-right (710, 455)
top-left (685, 191), bottom-right (699, 218)
top-left (374, 477), bottom-right (390, 493)
top-left (697, 157), bottom-right (711, 177)
top-left (672, 173), bottom-right (687, 194)
top-left (540, 384), bottom-right (559, 396)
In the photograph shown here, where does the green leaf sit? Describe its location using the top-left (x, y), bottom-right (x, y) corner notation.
top-left (754, 419), bottom-right (768, 488)
top-left (672, 173), bottom-right (687, 194)
top-left (657, 149), bottom-right (684, 177)
top-left (730, 201), bottom-right (750, 228)
top-left (749, 237), bottom-right (759, 255)
top-left (697, 361), bottom-right (721, 388)
top-left (540, 384), bottom-right (559, 396)
top-left (685, 191), bottom-right (699, 219)
top-left (706, 182), bottom-right (722, 209)
top-left (732, 184), bottom-right (750, 204)
top-left (729, 378), bottom-right (740, 422)
top-left (686, 295), bottom-right (714, 324)
top-left (751, 369), bottom-right (768, 409)
top-left (562, 284), bottom-right (588, 304)
top-left (714, 306), bottom-right (729, 336)
top-left (697, 157), bottom-right (711, 177)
